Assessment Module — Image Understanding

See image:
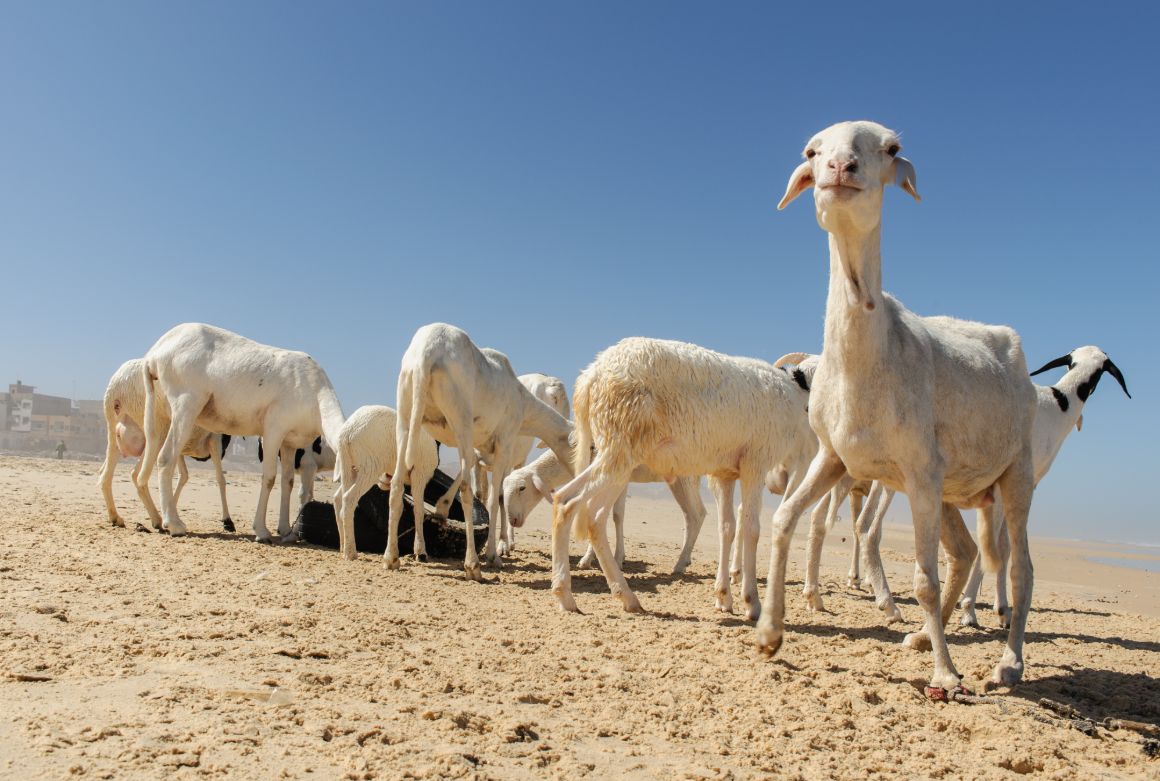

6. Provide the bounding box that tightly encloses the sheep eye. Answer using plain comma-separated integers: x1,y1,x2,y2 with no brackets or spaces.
886,144,900,158
805,148,817,159
518,485,526,492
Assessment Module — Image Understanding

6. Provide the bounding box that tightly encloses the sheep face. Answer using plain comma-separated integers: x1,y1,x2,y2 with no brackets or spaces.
778,121,920,235
502,471,545,529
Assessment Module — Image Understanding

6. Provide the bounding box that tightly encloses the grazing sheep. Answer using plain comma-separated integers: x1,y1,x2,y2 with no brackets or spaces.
390,323,573,579
551,338,817,617
502,448,706,574
135,323,345,541
475,372,571,557
765,121,1037,693
332,405,439,560
97,358,233,531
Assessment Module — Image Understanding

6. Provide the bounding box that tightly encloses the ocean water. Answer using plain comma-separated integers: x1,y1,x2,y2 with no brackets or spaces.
1086,556,1160,573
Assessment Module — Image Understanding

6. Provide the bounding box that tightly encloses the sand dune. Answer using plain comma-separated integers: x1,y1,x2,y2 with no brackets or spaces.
1,456,1157,779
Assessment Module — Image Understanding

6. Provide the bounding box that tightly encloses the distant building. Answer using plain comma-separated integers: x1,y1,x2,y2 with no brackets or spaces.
1,380,106,454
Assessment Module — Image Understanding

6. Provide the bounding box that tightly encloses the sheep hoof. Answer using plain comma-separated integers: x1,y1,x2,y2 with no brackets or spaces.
415,552,428,563
959,610,980,628
134,523,151,533
730,569,742,586
902,632,932,652
755,622,782,657
622,596,644,614
253,535,272,545
671,562,689,576
846,576,861,589
995,606,1011,629
803,589,825,612
222,517,235,533
279,530,299,544
884,606,903,624
464,563,483,581
988,655,1024,689
497,540,510,557
111,516,126,528
384,555,401,570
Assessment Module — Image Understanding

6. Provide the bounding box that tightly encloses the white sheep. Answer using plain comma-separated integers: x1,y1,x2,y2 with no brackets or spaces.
765,120,1037,693
551,338,818,617
502,448,706,574
959,346,1130,626
135,323,345,541
331,405,439,560
390,323,573,579
97,358,233,531
801,347,1131,631
474,372,571,557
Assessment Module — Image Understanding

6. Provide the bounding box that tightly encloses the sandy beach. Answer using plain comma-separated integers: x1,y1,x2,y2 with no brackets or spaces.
1,455,1157,779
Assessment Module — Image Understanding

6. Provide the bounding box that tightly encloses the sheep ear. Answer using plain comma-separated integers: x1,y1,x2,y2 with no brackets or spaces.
893,156,921,202
1075,414,1083,432
777,161,814,210
531,473,551,499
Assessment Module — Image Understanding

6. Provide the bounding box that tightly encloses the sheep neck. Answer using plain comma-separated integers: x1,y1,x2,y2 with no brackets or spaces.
822,225,887,363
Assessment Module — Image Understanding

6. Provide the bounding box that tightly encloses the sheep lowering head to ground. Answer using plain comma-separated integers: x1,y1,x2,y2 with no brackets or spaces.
389,323,573,580
551,337,818,618
767,121,1038,694
97,357,233,532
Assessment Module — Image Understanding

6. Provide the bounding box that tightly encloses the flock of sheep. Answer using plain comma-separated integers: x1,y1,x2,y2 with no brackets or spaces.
97,121,1129,698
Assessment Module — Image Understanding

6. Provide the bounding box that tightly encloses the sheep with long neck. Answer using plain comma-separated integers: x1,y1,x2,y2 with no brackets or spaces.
761,121,1038,693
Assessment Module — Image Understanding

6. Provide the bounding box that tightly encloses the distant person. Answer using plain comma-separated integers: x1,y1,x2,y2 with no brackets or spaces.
56,440,66,459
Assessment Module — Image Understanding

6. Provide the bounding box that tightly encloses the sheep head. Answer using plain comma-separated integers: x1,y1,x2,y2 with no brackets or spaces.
778,121,920,235
1030,346,1131,401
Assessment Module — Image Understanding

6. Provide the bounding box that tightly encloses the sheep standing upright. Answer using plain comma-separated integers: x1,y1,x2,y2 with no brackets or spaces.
958,346,1130,626
97,358,233,530
552,338,818,617
135,323,345,541
764,121,1037,694
390,323,573,580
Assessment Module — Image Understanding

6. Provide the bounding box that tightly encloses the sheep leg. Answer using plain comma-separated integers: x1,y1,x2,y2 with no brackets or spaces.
154,395,199,536
277,445,298,540
802,491,832,612
250,428,285,544
456,435,484,580
859,484,902,623
551,496,581,612
409,461,435,561
484,454,514,568
98,419,124,527
991,455,1034,689
738,474,766,620
384,465,406,569
299,455,317,508
134,381,167,529
582,477,642,613
757,449,847,654
848,490,864,587
901,478,963,693
581,489,626,568
209,436,233,530
939,504,977,626
711,478,736,613
729,504,743,585
992,497,1012,629
174,456,189,508
958,548,986,627
669,476,706,575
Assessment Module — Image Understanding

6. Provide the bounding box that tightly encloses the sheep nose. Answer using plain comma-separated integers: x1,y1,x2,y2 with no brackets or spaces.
828,157,858,174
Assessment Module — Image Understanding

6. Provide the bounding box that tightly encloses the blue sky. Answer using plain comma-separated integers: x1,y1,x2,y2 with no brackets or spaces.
1,3,1156,543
